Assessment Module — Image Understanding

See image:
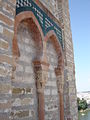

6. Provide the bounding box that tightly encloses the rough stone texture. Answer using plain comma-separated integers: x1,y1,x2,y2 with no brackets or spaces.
61,1,78,120
0,0,16,119
54,0,78,120
0,0,78,120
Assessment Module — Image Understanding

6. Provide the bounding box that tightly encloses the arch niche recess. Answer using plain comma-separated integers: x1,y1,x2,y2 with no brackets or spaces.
45,31,64,120
12,10,64,120
12,11,44,120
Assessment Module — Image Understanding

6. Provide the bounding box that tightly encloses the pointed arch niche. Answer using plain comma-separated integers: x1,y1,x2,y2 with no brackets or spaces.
12,0,64,119
12,12,44,120
44,31,64,120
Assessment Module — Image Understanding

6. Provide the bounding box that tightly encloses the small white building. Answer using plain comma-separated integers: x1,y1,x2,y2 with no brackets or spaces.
77,91,90,104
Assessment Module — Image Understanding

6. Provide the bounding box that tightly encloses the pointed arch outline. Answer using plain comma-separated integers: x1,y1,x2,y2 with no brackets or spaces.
45,30,64,71
45,30,65,120
13,11,44,57
15,11,44,39
12,10,64,120
13,10,64,70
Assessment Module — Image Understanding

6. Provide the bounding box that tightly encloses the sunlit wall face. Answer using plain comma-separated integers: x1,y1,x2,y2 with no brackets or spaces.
39,0,59,19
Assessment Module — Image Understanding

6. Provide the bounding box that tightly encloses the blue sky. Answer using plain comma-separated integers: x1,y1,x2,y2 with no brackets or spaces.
69,0,90,92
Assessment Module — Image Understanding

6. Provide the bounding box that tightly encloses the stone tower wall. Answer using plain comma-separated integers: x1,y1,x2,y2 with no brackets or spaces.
0,0,16,119
60,1,78,120
0,0,78,120
36,0,78,120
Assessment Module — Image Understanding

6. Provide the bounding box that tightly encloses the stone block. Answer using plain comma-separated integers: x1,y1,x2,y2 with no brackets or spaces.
16,64,23,72
0,113,10,120
23,75,35,84
0,54,13,66
21,98,34,106
12,88,25,94
25,66,33,73
0,100,11,109
46,81,56,87
0,83,11,94
3,2,15,16
52,89,58,95
0,25,3,33
12,87,33,95
0,66,7,76
19,55,30,63
13,110,29,118
44,89,50,95
0,12,14,27
26,88,32,94
49,64,54,71
12,98,21,107
51,72,56,78
3,27,14,40
0,39,8,50
0,0,2,7
9,0,16,5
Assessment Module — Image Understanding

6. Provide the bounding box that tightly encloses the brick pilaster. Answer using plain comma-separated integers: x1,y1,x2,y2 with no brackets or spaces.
55,67,64,120
33,60,49,120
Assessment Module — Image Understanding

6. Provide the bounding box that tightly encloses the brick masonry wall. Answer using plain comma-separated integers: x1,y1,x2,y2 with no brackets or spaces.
0,0,16,119
44,40,60,120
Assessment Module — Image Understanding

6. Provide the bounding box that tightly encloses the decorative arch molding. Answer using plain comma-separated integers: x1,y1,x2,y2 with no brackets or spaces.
14,0,64,60
16,0,64,49
45,31,64,120
12,1,65,120
13,11,64,67
13,11,44,57
12,10,46,120
45,30,64,71
14,11,44,40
